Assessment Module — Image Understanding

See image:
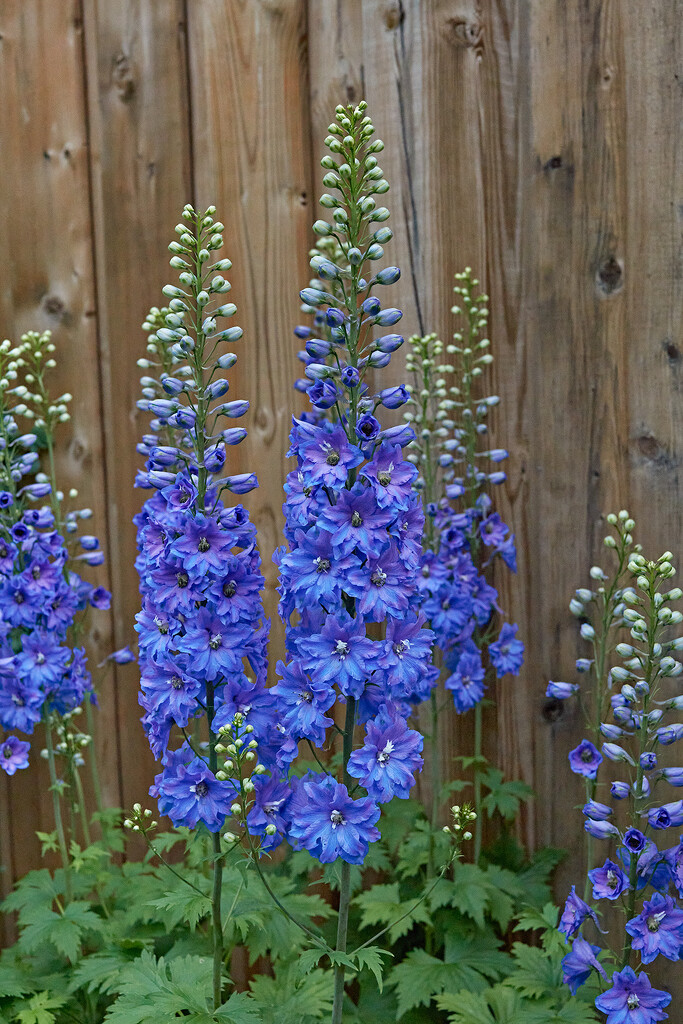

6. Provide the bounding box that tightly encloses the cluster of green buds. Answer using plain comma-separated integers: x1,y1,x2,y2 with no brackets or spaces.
43,707,91,769
123,802,158,834
442,803,477,844
8,330,72,430
214,711,267,846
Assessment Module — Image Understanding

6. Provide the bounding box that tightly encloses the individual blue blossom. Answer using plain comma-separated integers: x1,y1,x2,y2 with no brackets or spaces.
488,622,524,677
295,613,378,698
625,892,683,964
588,858,629,900
594,966,671,1023
568,739,603,779
0,734,30,775
246,775,292,851
559,886,601,941
287,772,380,865
347,707,424,802
156,756,238,832
546,680,579,699
561,937,606,995
445,645,486,713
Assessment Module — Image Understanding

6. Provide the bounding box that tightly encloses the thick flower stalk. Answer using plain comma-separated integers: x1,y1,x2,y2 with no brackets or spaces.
556,514,683,1022
266,102,433,1023
133,204,273,1009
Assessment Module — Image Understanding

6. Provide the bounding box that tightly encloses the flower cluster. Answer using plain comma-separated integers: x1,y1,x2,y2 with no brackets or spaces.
403,273,522,714
261,102,433,865
134,205,273,835
556,512,683,1021
0,332,108,774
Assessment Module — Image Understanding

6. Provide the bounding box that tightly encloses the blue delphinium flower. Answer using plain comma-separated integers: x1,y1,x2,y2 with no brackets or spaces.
287,772,381,865
624,892,683,964
594,967,671,1023
561,937,606,995
134,206,272,835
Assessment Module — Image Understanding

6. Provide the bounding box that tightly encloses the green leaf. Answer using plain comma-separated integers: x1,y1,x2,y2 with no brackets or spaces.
389,936,511,1020
68,949,139,996
0,957,37,998
429,864,491,929
480,770,534,822
213,992,262,1023
377,798,425,855
103,950,216,1022
34,832,59,856
437,986,550,1024
14,992,66,1024
250,965,332,1023
353,882,431,945
2,870,61,918
148,885,212,931
396,821,450,879
515,849,566,908
504,943,562,999
352,946,393,993
21,901,105,962
514,902,560,935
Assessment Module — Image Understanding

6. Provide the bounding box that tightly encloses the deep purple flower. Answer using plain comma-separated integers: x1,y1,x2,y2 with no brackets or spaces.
299,425,364,489
246,775,292,850
546,680,579,700
568,739,603,780
361,443,418,511
176,610,252,681
595,966,671,1023
559,886,601,941
308,378,340,410
625,892,683,964
445,645,486,713
647,800,683,830
488,622,524,677
561,938,606,995
287,772,380,864
624,828,648,855
156,756,237,832
317,482,392,557
347,709,423,802
377,614,435,696
272,659,335,745
344,543,413,622
167,513,234,575
588,858,629,900
296,613,377,698
0,735,30,775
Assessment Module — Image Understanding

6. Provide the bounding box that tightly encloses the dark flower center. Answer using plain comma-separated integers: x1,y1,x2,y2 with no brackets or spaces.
627,995,639,1009
12,694,24,706
13,591,24,604
223,580,237,598
36,652,45,664
195,780,209,798
0,546,7,557
371,568,387,587
393,641,407,656
581,750,594,762
3,745,13,759
171,675,184,690
647,914,663,932
32,566,41,580
351,511,362,527
198,537,210,552
154,616,169,635
378,470,391,485
300,690,313,703
607,870,617,890
209,633,222,650
330,809,345,827
176,572,189,588
316,557,331,573
326,451,340,466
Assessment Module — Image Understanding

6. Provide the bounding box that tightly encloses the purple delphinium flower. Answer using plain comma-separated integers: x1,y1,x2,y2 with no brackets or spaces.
488,622,524,677
0,735,30,775
559,886,602,941
156,756,238,832
445,645,486,713
625,892,683,964
588,858,629,900
347,707,424,803
287,772,380,864
568,739,603,780
561,937,606,995
595,967,671,1023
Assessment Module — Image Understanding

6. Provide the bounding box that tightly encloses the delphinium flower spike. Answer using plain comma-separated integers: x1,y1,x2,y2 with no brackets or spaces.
266,102,434,1024
0,331,111,899
402,271,523,861
133,204,274,1009
557,521,683,1021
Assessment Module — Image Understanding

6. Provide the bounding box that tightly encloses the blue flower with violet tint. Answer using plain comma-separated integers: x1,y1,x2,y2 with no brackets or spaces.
561,937,606,995
0,735,30,775
588,858,629,900
568,739,603,779
287,772,380,864
625,892,683,964
594,966,671,1023
489,622,524,677
347,706,423,802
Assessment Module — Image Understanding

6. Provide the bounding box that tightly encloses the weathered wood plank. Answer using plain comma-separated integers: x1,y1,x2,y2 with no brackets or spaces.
186,0,313,679
82,0,193,812
0,0,114,889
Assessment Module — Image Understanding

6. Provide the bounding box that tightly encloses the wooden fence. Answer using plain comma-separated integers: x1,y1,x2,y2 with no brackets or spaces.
1,0,681,977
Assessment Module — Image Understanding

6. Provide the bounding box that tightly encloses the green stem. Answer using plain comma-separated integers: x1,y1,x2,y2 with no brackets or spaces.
73,763,91,847
85,700,104,819
45,721,72,902
331,695,357,1024
473,702,483,863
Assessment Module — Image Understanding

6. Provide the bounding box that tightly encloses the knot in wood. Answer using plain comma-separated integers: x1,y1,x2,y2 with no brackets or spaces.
542,697,564,724
43,294,65,318
443,15,483,50
383,0,404,30
596,255,623,296
112,52,136,102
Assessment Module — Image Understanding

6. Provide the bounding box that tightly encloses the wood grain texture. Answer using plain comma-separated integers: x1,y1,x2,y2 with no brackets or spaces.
82,0,193,811
186,0,313,680
0,0,114,921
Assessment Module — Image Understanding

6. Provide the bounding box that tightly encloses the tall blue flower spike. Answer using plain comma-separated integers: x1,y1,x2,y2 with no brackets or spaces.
261,102,434,870
133,205,272,835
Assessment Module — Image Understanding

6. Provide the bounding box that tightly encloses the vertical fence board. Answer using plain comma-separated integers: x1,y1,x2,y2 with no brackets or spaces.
186,0,313,678
0,0,113,911
82,0,193,811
